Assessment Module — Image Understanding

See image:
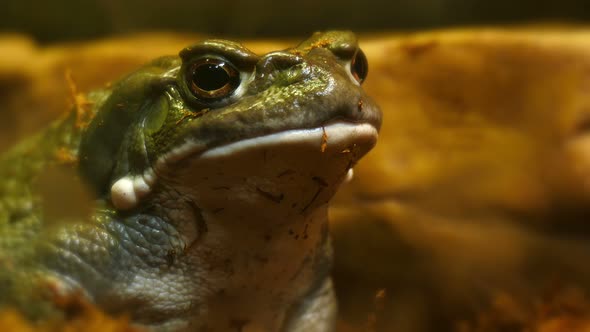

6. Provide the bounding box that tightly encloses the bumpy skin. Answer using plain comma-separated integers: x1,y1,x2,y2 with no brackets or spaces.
0,31,381,331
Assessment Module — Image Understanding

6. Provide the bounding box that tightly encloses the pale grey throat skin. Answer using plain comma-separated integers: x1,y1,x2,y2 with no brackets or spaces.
0,31,381,331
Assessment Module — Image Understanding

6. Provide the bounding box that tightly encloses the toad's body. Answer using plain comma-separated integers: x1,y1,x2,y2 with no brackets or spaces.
0,32,381,331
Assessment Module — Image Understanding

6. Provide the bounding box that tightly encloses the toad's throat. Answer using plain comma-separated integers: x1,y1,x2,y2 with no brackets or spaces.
110,122,378,211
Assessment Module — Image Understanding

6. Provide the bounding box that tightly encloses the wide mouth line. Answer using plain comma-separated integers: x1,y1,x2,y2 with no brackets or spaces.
158,120,378,168
198,121,378,160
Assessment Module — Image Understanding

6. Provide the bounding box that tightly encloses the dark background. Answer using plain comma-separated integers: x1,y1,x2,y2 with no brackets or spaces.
2,0,589,43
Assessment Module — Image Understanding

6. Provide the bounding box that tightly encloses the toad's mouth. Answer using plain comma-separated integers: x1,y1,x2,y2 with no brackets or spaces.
197,122,378,161
110,121,378,211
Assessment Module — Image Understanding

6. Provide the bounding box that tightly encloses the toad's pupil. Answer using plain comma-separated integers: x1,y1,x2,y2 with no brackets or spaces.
193,64,230,91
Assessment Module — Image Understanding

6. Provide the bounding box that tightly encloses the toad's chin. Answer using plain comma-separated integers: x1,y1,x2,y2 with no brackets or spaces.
160,121,379,217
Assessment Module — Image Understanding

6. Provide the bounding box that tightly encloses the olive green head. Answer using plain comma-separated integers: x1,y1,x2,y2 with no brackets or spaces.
77,31,381,208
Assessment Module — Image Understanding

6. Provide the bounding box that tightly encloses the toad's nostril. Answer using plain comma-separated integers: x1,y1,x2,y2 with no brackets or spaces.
256,52,304,76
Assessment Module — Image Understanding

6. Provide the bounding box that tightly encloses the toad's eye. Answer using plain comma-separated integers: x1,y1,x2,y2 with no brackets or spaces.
350,49,368,84
186,58,240,100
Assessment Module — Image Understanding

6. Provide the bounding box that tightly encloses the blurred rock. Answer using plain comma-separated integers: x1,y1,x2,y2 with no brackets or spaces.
334,28,590,331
